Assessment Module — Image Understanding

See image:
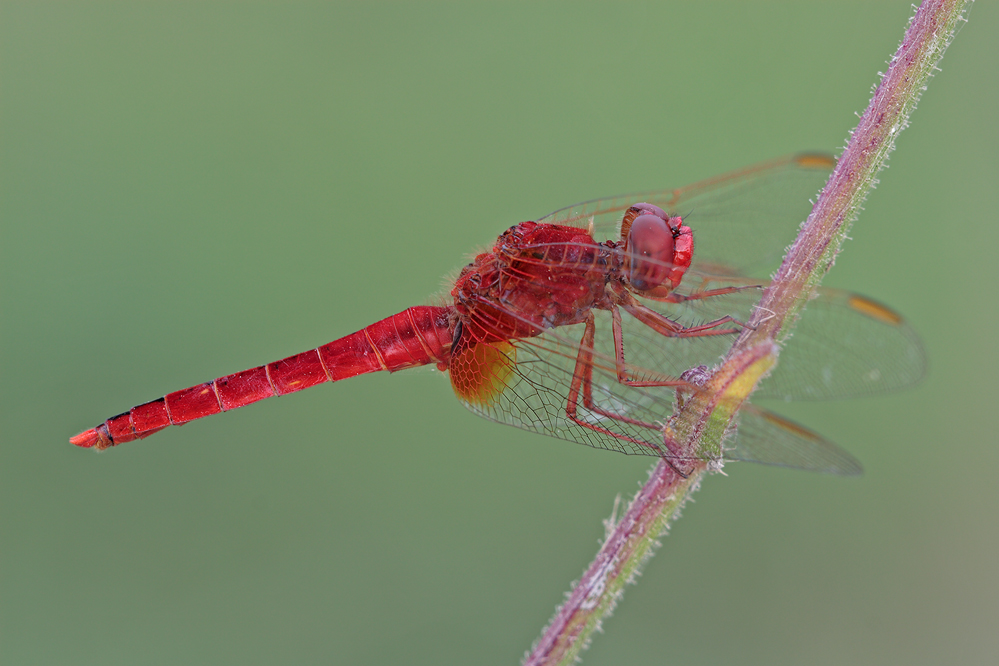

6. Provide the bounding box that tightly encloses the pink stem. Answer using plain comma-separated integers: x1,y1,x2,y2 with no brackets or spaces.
524,1,972,664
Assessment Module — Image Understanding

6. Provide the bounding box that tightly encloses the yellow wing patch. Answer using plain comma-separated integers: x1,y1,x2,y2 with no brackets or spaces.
449,339,517,407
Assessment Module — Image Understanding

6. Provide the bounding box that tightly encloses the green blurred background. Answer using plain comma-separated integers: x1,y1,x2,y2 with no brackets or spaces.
2,2,996,664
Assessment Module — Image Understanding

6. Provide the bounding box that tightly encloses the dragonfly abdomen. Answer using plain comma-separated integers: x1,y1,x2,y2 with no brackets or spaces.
70,306,455,450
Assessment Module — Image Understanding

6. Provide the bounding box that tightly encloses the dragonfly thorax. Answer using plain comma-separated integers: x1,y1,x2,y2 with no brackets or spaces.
451,221,616,342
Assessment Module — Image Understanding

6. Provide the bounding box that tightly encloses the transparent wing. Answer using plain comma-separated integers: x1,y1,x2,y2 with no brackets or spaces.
610,278,926,401
487,241,925,401
725,407,862,475
448,297,864,474
447,272,921,474
758,289,926,400
446,153,920,473
536,153,834,276
450,320,676,457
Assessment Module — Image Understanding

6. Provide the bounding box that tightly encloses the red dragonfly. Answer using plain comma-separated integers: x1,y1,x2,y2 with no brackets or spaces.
71,154,924,474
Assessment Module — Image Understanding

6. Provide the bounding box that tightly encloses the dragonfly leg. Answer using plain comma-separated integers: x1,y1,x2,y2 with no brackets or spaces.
565,313,691,477
637,281,760,304
618,289,746,339
565,313,668,456
601,303,688,388
600,290,742,392
600,298,741,473
662,283,760,305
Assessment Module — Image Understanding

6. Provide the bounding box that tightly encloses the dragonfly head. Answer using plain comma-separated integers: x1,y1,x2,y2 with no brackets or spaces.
622,203,692,292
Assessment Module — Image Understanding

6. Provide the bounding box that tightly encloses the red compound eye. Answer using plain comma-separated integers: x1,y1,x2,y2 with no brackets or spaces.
627,213,676,291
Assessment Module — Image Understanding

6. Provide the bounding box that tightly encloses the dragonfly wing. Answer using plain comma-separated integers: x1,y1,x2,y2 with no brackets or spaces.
536,153,834,276
724,405,863,475
449,312,680,457
446,317,864,475
611,275,926,401
756,289,926,400
446,205,920,470
447,298,866,475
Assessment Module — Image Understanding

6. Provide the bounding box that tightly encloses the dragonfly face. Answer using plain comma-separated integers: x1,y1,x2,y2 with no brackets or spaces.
620,203,693,296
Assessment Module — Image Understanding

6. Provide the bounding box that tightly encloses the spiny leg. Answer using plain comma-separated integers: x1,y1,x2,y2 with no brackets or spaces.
564,312,667,456
601,289,745,391
567,329,691,475
618,289,746,339
638,281,760,305
563,292,746,467
592,290,747,469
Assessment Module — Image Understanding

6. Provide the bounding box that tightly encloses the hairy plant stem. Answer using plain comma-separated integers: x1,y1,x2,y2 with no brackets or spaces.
523,1,972,664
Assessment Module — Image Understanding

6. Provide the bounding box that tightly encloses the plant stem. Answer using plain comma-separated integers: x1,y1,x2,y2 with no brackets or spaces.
523,1,972,664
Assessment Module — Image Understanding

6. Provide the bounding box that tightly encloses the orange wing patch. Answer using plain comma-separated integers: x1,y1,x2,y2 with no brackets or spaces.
793,152,836,170
847,294,903,325
449,339,517,407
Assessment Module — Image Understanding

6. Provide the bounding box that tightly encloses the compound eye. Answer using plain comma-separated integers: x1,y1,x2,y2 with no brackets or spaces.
627,213,675,291
633,202,667,219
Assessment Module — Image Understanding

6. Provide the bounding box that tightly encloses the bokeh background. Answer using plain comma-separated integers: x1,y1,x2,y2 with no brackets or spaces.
2,2,996,665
